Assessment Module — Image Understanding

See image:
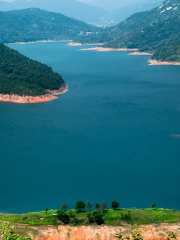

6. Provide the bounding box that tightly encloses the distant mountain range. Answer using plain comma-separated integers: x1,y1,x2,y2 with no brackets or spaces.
0,0,164,26
0,8,97,43
0,0,112,26
78,0,180,62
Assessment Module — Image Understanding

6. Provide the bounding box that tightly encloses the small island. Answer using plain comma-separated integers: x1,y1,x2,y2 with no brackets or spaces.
0,43,68,104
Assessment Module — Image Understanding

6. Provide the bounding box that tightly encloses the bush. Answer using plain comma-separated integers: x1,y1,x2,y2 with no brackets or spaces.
1,222,33,240
68,210,75,218
71,217,84,226
93,211,104,225
121,212,133,224
87,213,95,223
56,210,70,224
131,228,143,240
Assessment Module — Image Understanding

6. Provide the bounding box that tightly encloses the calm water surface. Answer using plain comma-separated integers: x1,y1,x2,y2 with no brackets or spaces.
1,42,180,213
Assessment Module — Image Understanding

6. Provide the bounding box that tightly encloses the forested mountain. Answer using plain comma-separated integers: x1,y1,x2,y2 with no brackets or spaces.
0,8,98,43
78,0,180,62
0,43,65,96
112,0,163,23
0,0,111,25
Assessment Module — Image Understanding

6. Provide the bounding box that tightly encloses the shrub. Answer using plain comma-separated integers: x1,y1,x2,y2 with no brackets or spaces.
87,213,95,223
115,231,123,239
121,212,133,224
56,210,70,224
93,211,104,225
167,231,177,240
1,222,33,240
131,228,143,240
71,217,84,226
68,210,75,218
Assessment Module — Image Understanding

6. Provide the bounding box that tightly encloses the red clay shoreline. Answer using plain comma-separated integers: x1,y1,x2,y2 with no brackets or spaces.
0,84,68,104
68,42,180,65
148,59,180,66
80,47,139,52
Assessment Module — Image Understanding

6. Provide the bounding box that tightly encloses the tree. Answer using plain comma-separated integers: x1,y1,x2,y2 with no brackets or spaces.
111,200,120,210
75,201,86,212
61,204,69,211
1,222,33,240
95,203,100,210
86,202,93,211
45,208,48,214
100,202,108,211
152,203,156,209
57,210,70,224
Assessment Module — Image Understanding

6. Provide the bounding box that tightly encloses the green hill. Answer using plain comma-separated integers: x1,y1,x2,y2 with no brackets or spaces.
0,43,65,96
78,0,180,62
0,8,98,43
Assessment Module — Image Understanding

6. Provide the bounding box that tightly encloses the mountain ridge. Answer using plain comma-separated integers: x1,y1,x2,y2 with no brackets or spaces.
0,8,98,43
78,0,180,62
0,0,111,25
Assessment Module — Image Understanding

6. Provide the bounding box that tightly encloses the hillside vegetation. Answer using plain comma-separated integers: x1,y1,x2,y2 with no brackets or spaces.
0,208,180,226
0,8,97,43
78,0,180,62
0,43,65,96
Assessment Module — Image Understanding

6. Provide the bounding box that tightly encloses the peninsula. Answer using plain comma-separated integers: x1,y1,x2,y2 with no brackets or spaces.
0,43,67,104
1,206,180,240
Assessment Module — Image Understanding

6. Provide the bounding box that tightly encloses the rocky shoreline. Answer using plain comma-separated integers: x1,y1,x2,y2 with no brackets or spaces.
148,59,180,65
0,84,68,104
67,42,83,46
128,52,152,56
80,47,138,52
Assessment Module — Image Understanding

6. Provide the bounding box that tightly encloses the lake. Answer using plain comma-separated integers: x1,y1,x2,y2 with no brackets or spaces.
1,41,180,213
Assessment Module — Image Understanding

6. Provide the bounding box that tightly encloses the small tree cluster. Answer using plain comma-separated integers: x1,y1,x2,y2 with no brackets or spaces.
56,210,70,224
87,211,104,225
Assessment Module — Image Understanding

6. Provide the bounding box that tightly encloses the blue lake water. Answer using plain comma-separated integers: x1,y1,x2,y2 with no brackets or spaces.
1,42,180,213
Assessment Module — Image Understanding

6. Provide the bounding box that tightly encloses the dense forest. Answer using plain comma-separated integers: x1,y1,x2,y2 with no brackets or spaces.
0,43,65,96
0,8,98,43
78,0,180,62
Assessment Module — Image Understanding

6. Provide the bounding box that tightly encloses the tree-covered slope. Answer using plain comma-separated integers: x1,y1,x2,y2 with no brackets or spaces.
0,43,65,96
78,0,180,61
0,8,98,43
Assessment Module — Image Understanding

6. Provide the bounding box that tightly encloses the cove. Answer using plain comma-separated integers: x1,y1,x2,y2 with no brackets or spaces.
0,42,180,213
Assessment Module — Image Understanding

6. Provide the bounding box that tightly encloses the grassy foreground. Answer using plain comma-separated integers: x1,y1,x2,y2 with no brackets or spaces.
0,208,180,227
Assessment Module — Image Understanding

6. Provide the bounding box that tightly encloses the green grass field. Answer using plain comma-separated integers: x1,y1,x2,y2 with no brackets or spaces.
0,208,180,226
